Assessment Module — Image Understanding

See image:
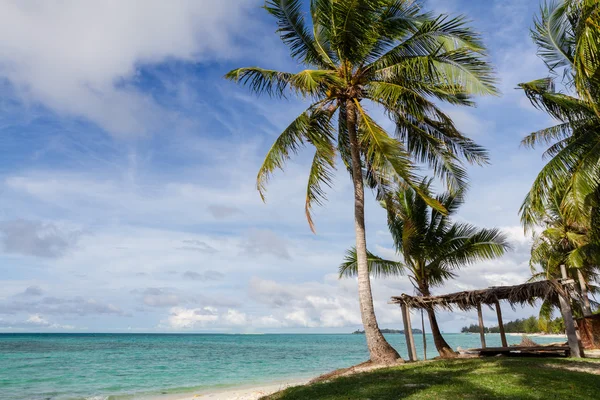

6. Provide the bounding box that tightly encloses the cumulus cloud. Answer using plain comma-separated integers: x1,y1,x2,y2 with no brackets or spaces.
248,277,407,329
0,0,260,135
0,219,82,258
165,306,219,329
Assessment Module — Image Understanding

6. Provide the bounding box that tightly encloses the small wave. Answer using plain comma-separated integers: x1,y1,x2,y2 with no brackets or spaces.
85,396,109,400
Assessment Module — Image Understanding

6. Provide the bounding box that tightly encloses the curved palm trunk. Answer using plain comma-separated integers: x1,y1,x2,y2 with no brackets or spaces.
347,99,401,364
426,308,457,358
419,284,456,358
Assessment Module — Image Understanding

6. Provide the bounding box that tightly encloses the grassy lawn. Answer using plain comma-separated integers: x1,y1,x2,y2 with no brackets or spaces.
264,358,600,400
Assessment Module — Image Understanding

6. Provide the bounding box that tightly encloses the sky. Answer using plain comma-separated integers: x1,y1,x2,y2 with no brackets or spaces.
0,0,558,334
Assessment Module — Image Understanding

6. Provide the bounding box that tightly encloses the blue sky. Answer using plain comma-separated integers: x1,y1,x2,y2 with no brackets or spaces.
0,0,557,333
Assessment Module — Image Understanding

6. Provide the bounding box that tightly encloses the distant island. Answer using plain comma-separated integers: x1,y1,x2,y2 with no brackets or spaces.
352,328,423,334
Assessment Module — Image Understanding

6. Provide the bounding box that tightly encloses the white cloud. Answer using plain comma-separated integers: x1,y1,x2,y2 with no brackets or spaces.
223,309,248,326
165,306,219,329
0,0,260,135
0,314,74,330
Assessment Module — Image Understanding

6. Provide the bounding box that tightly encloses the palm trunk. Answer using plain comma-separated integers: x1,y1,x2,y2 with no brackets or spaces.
346,99,401,364
426,308,457,358
419,284,456,358
577,269,592,317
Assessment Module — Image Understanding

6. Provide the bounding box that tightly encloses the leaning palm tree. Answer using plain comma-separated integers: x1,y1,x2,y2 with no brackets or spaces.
226,0,496,364
340,181,510,358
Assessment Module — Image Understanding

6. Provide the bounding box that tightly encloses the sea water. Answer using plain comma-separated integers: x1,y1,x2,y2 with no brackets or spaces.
0,333,563,400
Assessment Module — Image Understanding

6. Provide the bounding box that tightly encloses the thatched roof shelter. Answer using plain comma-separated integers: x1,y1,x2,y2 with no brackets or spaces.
390,279,565,312
390,279,582,359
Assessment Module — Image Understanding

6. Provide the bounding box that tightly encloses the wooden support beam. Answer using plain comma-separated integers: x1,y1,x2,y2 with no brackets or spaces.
477,303,486,349
494,300,508,348
421,309,427,361
401,304,416,361
559,264,584,357
406,307,417,361
558,291,582,358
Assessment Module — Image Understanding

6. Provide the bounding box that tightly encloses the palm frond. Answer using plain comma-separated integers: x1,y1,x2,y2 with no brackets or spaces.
266,0,335,68
256,103,333,201
532,0,575,72
339,247,405,278
305,117,337,232
225,67,340,98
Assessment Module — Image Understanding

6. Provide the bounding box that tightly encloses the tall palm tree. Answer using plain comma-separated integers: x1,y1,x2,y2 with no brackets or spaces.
340,181,510,358
226,0,496,363
519,0,600,320
519,0,600,227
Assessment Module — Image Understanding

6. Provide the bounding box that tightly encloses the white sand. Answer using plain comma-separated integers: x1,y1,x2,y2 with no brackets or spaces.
170,379,309,400
506,333,567,339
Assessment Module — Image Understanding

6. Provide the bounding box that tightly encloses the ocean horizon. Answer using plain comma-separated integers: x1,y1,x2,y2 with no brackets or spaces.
0,332,564,400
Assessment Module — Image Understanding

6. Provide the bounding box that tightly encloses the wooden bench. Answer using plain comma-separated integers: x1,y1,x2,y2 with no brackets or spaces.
471,345,571,357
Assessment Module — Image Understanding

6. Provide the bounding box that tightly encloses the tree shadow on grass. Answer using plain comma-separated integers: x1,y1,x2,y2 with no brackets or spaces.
505,358,600,399
263,359,600,400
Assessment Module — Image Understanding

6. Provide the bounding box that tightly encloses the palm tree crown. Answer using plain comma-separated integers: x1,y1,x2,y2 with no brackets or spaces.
340,181,510,291
227,0,495,231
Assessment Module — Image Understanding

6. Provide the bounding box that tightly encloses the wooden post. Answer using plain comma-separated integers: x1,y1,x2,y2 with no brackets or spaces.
401,304,416,361
494,300,508,348
558,291,582,358
421,309,427,360
477,303,486,349
406,307,417,361
560,264,568,279
560,264,585,356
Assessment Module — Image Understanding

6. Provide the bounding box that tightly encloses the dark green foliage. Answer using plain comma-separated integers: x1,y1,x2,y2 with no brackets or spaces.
460,316,566,334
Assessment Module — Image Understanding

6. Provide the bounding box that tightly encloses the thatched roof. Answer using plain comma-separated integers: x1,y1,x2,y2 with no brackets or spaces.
390,280,566,311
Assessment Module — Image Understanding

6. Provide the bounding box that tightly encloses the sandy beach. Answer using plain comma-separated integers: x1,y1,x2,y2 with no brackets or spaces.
506,333,567,339
171,379,308,400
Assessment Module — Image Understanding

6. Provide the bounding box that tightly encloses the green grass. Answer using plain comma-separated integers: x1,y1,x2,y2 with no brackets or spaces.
264,358,600,400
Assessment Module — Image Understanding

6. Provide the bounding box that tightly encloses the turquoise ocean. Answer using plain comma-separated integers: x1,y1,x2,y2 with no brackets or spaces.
0,333,563,400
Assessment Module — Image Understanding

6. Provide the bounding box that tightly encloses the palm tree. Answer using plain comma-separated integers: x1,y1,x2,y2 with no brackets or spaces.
529,189,599,317
519,0,600,319
340,181,510,358
226,0,496,364
519,0,600,226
